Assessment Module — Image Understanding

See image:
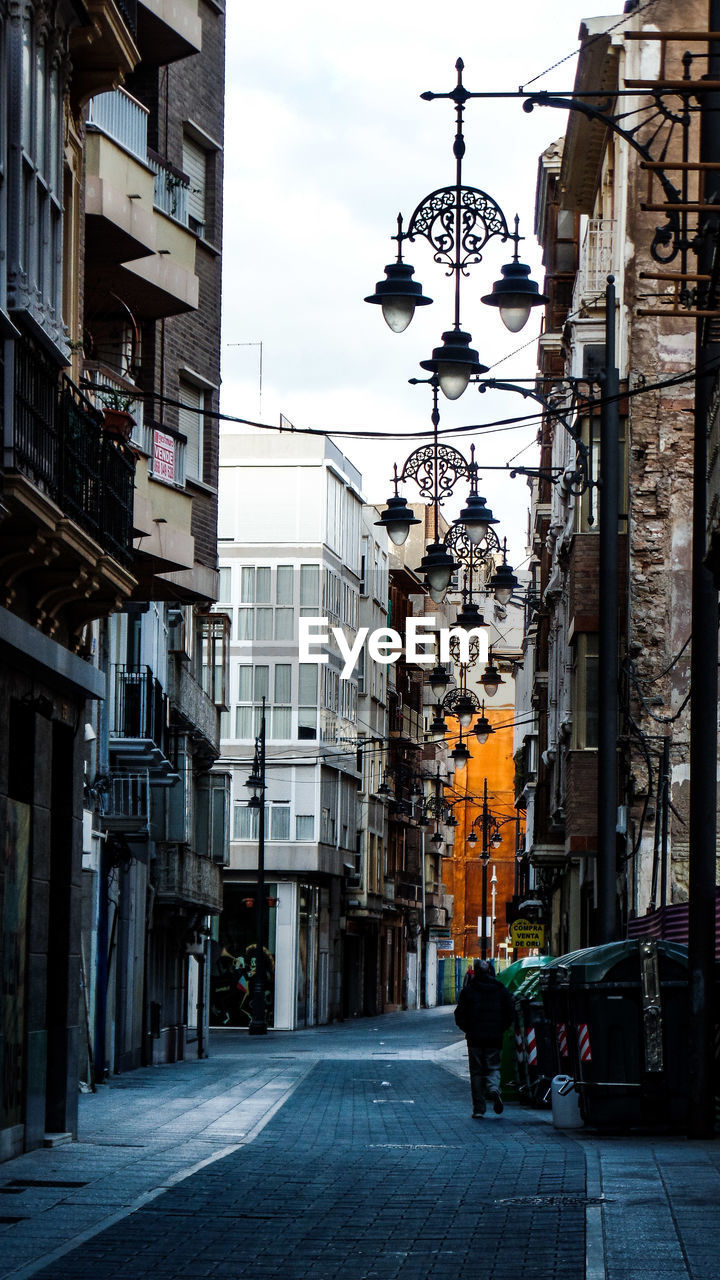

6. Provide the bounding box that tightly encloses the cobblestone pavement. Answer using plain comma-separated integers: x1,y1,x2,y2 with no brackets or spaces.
0,1008,718,1279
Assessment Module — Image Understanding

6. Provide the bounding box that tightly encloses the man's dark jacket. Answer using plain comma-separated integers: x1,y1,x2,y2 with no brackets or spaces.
454,973,514,1048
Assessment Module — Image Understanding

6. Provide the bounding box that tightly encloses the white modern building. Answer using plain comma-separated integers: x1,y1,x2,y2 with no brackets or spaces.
343,507,390,1016
212,432,365,1029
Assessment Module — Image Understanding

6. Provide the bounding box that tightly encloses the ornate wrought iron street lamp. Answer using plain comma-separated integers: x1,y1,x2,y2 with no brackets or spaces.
366,59,547,398
374,380,500,601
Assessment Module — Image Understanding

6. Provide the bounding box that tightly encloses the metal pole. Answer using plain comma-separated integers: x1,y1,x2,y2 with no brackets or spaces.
597,275,620,943
249,700,268,1035
687,0,720,1138
660,736,670,911
481,778,489,959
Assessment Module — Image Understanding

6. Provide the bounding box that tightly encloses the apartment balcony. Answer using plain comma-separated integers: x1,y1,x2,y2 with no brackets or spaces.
1,336,136,634
69,1,140,108
109,664,177,782
85,99,156,263
166,660,220,760
136,0,202,68
572,218,616,313
85,91,199,319
83,361,145,447
153,843,222,913
101,770,151,838
132,452,195,594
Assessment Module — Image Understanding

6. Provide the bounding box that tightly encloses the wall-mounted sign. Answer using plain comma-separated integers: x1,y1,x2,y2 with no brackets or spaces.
510,918,545,949
153,429,175,482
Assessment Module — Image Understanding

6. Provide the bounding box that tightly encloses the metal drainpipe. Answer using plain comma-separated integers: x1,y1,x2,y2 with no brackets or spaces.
597,276,620,944
420,827,426,1008
687,1,720,1140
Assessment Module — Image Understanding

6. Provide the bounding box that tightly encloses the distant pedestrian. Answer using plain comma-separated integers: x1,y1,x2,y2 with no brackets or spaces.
454,958,514,1118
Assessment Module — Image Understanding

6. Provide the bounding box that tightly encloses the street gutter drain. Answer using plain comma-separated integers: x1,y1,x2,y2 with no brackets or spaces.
494,1194,608,1207
8,1180,89,1189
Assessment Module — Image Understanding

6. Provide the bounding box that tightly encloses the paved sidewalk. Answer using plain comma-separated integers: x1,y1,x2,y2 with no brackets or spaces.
0,1008,717,1279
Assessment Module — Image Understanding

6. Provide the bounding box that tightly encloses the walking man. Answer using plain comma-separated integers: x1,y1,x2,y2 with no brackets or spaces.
454,958,514,1118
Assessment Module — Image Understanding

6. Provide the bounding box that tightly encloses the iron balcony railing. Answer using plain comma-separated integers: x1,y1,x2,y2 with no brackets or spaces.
112,665,170,754
11,336,135,564
147,150,190,225
101,771,150,836
83,362,144,441
87,87,148,162
86,92,191,230
153,844,223,913
573,218,616,307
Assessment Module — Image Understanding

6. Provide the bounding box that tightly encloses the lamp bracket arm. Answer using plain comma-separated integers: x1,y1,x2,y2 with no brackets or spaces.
476,377,592,492
522,91,688,265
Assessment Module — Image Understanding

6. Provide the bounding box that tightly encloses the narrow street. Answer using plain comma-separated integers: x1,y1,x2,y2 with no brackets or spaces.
0,1009,718,1280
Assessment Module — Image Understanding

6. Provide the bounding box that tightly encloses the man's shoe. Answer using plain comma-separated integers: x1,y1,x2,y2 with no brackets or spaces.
491,1091,504,1115
472,1109,485,1118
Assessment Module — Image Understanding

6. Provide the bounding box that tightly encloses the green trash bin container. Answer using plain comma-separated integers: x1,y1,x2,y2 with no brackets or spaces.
539,949,586,1079
513,969,555,1107
543,939,690,1130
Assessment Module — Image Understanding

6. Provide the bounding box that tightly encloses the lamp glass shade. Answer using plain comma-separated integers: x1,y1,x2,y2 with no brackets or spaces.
437,362,471,401
245,772,263,799
464,516,489,545
387,521,411,546
452,743,471,766
426,560,453,593
429,667,452,701
475,728,489,745
429,715,447,739
482,676,500,697
382,296,416,333
428,584,447,603
494,584,513,605
467,831,478,845
498,298,533,332
491,832,503,849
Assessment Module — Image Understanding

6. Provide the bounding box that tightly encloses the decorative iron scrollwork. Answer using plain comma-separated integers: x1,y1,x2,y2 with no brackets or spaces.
407,185,509,272
399,442,473,502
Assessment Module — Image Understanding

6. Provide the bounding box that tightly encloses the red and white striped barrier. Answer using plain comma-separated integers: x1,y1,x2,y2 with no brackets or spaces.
578,1023,592,1063
556,1022,569,1059
526,1026,538,1066
515,1031,525,1067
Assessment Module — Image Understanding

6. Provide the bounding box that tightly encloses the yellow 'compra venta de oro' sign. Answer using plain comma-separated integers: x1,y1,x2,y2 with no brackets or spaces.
510,919,545,949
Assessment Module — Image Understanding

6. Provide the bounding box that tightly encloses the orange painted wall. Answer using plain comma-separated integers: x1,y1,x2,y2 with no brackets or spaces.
442,699,521,963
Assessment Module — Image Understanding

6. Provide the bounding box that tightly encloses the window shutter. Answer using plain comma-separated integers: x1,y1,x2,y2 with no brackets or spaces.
182,136,206,231
179,380,203,479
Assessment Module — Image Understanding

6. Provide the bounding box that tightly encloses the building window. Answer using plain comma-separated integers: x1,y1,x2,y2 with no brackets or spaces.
235,663,292,740
269,805,290,840
296,814,314,841
298,663,317,739
232,802,290,842
179,378,205,481
573,634,599,749
218,566,231,602
182,133,207,237
299,564,320,614
10,16,64,337
199,613,230,708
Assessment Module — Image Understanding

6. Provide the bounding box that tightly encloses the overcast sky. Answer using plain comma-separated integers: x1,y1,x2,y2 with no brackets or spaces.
221,2,624,564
